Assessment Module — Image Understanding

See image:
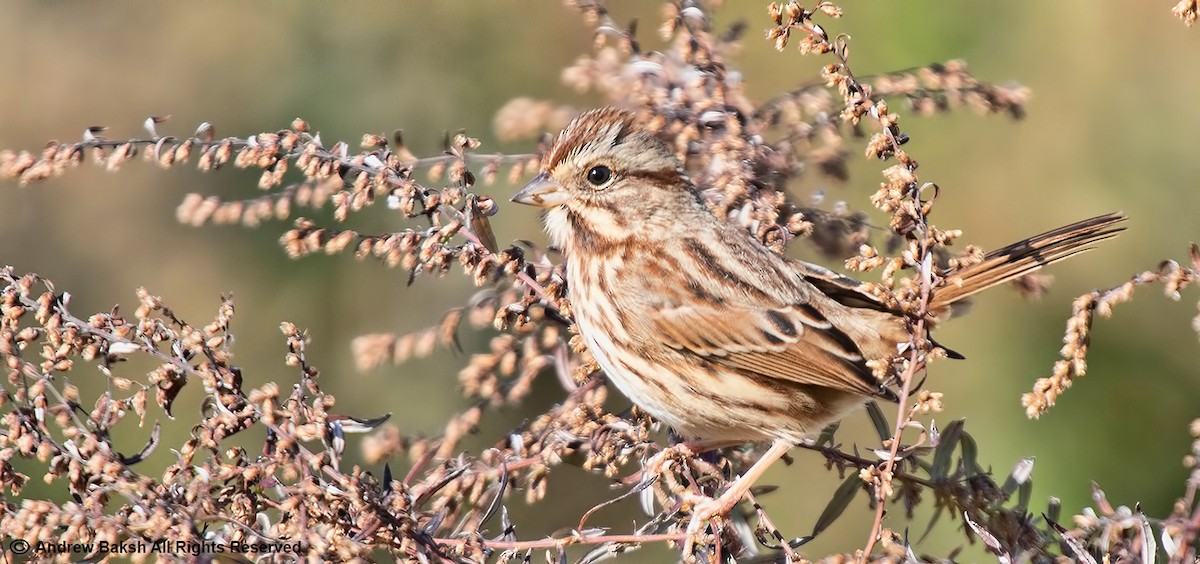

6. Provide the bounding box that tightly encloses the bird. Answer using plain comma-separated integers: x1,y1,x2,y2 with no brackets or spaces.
510,106,1124,538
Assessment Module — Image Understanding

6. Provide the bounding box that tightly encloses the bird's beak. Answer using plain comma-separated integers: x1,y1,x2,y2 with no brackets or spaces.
511,173,569,208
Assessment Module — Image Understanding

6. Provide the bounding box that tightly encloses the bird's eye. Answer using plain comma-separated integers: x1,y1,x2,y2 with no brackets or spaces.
586,165,613,186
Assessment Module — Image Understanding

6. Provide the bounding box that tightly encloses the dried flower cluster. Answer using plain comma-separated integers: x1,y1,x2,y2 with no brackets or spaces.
1175,0,1199,26
1,1,1198,562
1023,244,1200,419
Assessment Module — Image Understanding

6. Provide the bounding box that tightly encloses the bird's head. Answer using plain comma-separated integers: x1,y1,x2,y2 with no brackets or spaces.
510,107,704,249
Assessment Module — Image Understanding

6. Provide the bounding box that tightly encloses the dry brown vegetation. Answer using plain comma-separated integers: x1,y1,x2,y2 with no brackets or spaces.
1,2,1199,562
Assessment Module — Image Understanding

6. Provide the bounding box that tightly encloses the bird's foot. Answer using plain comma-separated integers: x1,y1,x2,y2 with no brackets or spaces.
680,487,743,556
680,440,796,557
685,486,740,532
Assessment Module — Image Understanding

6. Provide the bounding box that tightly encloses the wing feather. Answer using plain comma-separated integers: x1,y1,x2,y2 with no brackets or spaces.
653,303,894,400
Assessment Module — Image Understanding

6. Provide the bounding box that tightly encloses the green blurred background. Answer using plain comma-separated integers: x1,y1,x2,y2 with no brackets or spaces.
0,2,1197,560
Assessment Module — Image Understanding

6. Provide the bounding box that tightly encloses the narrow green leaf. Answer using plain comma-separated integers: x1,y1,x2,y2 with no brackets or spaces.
1017,479,1033,511
917,505,945,544
811,474,863,538
865,400,891,442
1045,496,1061,524
959,431,980,475
930,419,964,480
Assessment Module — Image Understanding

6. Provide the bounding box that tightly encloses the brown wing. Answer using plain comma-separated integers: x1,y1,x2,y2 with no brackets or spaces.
651,302,896,400
790,260,894,312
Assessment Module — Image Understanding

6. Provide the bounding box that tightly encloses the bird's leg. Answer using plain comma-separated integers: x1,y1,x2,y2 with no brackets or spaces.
684,439,793,546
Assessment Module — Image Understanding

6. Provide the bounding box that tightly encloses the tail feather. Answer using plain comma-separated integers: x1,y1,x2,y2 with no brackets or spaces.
929,212,1126,311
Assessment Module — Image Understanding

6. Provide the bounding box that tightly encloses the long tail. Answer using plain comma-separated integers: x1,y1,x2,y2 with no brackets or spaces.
929,212,1126,310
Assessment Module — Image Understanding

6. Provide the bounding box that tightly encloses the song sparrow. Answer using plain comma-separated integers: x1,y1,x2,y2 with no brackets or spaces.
511,107,1124,535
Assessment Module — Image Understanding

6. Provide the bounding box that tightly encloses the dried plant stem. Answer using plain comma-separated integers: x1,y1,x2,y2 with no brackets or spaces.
861,238,935,560
860,300,929,558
